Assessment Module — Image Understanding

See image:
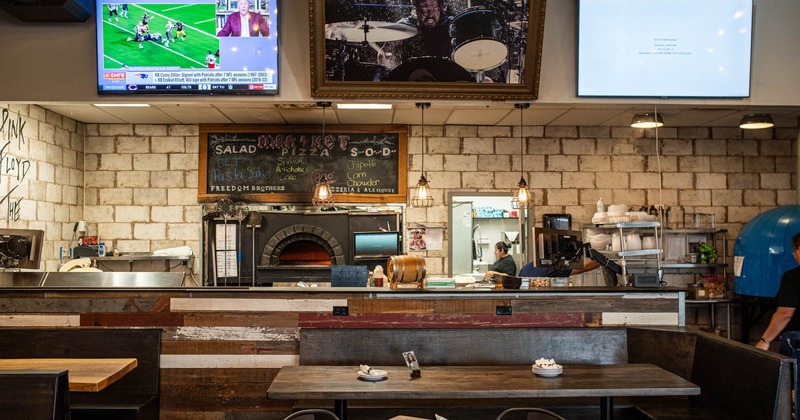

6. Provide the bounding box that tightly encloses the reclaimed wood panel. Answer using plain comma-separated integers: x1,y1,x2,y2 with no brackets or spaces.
602,312,679,325
0,288,684,419
161,367,279,384
161,382,271,398
80,312,184,326
511,295,678,313
182,312,299,327
161,340,258,355
350,299,509,314
161,340,298,355
161,326,298,342
0,298,145,313
158,410,290,420
160,354,299,368
299,313,586,328
0,314,80,326
170,298,347,312
160,394,289,411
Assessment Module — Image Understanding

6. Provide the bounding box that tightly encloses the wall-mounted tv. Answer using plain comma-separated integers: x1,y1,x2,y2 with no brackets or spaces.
353,231,400,260
577,0,753,98
95,0,278,94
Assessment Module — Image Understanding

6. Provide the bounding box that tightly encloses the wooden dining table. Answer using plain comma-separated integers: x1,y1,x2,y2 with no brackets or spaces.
267,364,700,420
0,358,138,392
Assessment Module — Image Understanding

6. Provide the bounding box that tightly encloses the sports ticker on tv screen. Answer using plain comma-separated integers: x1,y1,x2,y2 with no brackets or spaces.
95,0,278,94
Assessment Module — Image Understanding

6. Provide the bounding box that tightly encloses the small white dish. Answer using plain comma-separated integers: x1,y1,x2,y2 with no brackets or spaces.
532,366,563,377
357,369,388,381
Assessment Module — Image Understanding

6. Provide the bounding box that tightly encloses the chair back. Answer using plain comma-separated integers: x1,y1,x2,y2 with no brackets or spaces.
283,408,340,420
495,407,566,420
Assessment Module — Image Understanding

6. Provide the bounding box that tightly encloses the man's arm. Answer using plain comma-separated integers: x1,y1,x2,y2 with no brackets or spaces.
756,306,796,350
570,259,601,275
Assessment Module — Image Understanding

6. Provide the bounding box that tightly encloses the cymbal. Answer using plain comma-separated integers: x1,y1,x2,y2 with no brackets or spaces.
325,21,417,43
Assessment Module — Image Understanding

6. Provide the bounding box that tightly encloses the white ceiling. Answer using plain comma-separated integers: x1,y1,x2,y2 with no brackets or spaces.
37,101,800,128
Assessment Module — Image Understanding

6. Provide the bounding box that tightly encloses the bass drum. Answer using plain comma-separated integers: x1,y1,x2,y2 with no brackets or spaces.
342,62,389,81
384,57,472,82
387,255,426,284
450,8,508,71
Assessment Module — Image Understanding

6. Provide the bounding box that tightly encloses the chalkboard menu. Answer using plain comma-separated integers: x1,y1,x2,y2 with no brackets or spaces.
198,124,408,203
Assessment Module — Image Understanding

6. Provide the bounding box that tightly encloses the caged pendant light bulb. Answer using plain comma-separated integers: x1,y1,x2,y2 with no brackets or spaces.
312,102,334,207
511,103,532,210
411,102,433,208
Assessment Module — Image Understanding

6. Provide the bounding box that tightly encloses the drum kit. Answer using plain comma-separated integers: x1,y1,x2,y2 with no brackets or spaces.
324,6,528,83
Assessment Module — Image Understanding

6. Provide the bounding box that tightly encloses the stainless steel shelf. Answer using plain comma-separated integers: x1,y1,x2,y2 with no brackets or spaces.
618,249,662,258
661,263,729,269
96,253,193,262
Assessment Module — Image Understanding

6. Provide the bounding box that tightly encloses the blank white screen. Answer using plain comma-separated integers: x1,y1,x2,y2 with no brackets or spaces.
577,0,753,97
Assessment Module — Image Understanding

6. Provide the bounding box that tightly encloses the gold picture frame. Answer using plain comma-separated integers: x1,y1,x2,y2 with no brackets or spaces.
309,0,546,100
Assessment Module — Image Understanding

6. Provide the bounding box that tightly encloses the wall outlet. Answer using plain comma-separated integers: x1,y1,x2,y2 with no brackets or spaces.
332,306,349,316
496,305,512,316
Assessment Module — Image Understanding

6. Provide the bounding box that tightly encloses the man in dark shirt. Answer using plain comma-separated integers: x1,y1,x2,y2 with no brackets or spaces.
484,242,517,278
519,259,601,278
755,233,800,351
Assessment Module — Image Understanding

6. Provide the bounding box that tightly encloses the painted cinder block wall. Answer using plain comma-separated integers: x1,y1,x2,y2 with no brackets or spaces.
3,104,796,283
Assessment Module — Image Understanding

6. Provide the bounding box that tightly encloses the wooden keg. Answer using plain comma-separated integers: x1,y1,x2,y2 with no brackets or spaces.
387,255,426,284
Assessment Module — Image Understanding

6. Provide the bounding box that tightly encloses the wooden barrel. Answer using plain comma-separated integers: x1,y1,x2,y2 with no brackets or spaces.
387,255,426,283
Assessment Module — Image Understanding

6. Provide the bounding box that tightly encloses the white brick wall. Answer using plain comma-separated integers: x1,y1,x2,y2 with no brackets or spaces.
4,107,797,283
0,104,83,271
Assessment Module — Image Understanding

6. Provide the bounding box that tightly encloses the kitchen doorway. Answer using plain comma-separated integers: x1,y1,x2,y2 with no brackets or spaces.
448,192,532,278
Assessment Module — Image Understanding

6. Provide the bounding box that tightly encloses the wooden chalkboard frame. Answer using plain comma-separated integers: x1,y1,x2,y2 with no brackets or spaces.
198,124,408,204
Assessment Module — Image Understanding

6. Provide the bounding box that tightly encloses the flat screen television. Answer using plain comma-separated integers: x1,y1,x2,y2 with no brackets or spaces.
95,0,278,94
353,231,400,260
577,0,753,98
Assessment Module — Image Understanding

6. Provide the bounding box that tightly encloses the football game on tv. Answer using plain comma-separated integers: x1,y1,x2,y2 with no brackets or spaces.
95,0,278,94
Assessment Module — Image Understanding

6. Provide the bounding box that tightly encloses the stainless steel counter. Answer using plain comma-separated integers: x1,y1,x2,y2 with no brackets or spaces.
0,272,46,287
0,271,184,288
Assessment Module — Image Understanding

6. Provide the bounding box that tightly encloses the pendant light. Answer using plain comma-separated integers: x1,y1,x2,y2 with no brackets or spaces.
511,103,532,210
312,101,334,207
739,113,774,129
411,102,433,208
630,112,664,128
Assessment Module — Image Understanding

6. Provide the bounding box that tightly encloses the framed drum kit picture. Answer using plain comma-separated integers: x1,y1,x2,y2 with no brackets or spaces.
309,0,546,100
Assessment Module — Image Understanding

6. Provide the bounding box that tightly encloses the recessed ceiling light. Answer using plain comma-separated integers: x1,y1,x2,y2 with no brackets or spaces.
93,103,151,108
336,103,393,110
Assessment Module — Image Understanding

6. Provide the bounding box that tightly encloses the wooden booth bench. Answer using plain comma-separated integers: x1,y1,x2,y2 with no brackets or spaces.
0,370,70,420
296,327,794,420
0,327,161,420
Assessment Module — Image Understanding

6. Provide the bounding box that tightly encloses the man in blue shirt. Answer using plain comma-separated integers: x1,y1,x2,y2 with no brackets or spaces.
519,259,601,278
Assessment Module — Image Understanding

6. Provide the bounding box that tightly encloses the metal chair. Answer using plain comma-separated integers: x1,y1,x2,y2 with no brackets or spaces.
495,407,567,420
283,408,341,420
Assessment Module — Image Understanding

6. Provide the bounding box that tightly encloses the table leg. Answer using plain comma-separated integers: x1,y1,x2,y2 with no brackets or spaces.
725,301,732,339
334,399,347,420
600,396,613,420
710,302,716,331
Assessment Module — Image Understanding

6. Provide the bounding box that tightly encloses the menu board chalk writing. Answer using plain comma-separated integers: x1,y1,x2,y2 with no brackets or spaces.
199,125,408,203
